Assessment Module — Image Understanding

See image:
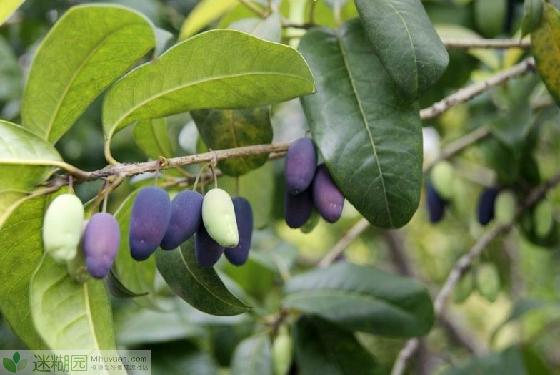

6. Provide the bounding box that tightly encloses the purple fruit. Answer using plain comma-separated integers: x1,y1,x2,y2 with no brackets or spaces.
83,213,120,279
477,187,499,226
225,197,253,266
285,189,313,229
285,138,317,195
160,190,203,250
129,187,171,261
312,165,344,223
426,182,446,223
195,225,224,268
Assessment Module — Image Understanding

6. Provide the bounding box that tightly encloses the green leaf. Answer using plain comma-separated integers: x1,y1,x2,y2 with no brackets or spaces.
156,239,250,316
192,107,273,176
533,3,560,106
0,36,23,102
3,358,16,373
284,262,434,337
179,0,238,40
22,4,156,143
521,0,544,37
0,195,47,349
0,0,24,26
12,352,19,364
231,334,273,375
102,29,315,148
229,13,282,43
443,346,527,375
355,0,449,98
491,299,549,342
299,21,422,228
133,118,174,159
294,316,378,375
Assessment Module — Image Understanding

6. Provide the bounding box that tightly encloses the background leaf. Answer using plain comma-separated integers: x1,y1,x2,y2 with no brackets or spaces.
532,3,560,105
0,0,24,26
355,0,449,97
22,4,156,143
521,0,544,37
299,21,422,228
179,0,238,40
229,13,282,43
133,118,174,159
231,334,273,375
284,262,434,337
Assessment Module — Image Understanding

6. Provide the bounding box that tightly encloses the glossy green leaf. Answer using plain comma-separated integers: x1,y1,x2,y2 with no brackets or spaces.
30,256,116,350
231,334,273,375
284,262,434,337
299,21,422,228
179,0,238,40
533,3,560,106
0,0,24,25
521,0,544,37
156,239,250,316
133,118,174,159
192,107,273,176
22,4,156,143
355,0,449,98
0,195,47,349
294,316,378,375
103,29,315,148
229,13,282,43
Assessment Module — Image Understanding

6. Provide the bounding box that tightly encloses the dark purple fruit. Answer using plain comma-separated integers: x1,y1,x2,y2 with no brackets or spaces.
477,187,499,226
426,182,446,223
285,138,317,195
224,197,253,266
160,190,203,250
285,189,313,229
312,165,344,223
129,187,171,261
83,213,120,279
195,225,224,268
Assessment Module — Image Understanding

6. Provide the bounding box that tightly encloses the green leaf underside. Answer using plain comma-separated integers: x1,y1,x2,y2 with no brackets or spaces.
22,4,156,143
294,316,378,375
133,118,174,159
532,3,560,106
355,0,449,98
231,334,273,375
299,21,422,228
156,239,250,316
192,106,273,176
284,262,434,337
102,29,315,143
30,256,116,350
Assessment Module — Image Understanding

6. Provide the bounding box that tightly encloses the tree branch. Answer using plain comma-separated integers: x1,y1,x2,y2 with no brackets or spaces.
318,219,370,267
441,38,531,49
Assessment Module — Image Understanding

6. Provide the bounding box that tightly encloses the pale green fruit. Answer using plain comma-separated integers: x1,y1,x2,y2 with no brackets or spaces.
495,191,516,224
43,194,84,262
272,327,292,375
476,263,500,303
202,188,239,247
453,270,474,303
534,200,554,238
430,161,455,200
300,210,320,234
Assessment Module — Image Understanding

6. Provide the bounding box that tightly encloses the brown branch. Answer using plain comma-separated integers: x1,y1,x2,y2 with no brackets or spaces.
318,219,370,267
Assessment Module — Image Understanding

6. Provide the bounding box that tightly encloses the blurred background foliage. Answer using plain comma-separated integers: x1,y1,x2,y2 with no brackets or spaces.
1,0,560,374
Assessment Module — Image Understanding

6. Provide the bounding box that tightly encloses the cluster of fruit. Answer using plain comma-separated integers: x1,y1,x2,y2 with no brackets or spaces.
283,138,345,229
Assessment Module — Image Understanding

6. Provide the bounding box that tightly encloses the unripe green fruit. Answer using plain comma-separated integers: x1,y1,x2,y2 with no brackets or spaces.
430,161,455,200
534,200,553,238
43,194,84,263
476,263,500,303
300,210,320,234
272,327,292,375
202,188,239,247
453,270,474,304
495,191,516,224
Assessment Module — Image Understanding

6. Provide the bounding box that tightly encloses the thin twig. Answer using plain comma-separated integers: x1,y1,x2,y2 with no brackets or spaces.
441,38,531,49
237,0,269,18
318,219,370,267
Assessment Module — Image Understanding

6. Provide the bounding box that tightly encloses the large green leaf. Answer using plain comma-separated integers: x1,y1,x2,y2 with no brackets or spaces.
294,316,378,375
355,0,448,98
102,29,315,148
533,3,560,106
284,262,434,337
192,107,273,176
156,239,250,316
133,118,174,159
0,121,62,214
30,256,116,350
0,0,24,25
299,21,422,228
22,4,156,143
0,195,47,349
231,334,273,375
179,0,238,40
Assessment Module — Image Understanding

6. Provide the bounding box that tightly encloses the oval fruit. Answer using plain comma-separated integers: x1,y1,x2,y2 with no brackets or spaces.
476,263,500,302
312,165,344,223
534,200,553,238
195,225,224,268
129,187,171,261
272,327,292,375
300,210,320,234
453,270,474,303
83,213,120,279
202,188,239,247
285,189,313,229
477,187,499,226
284,137,317,195
495,190,516,224
425,182,446,223
430,161,455,200
43,193,84,262
160,190,203,250
224,197,253,266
